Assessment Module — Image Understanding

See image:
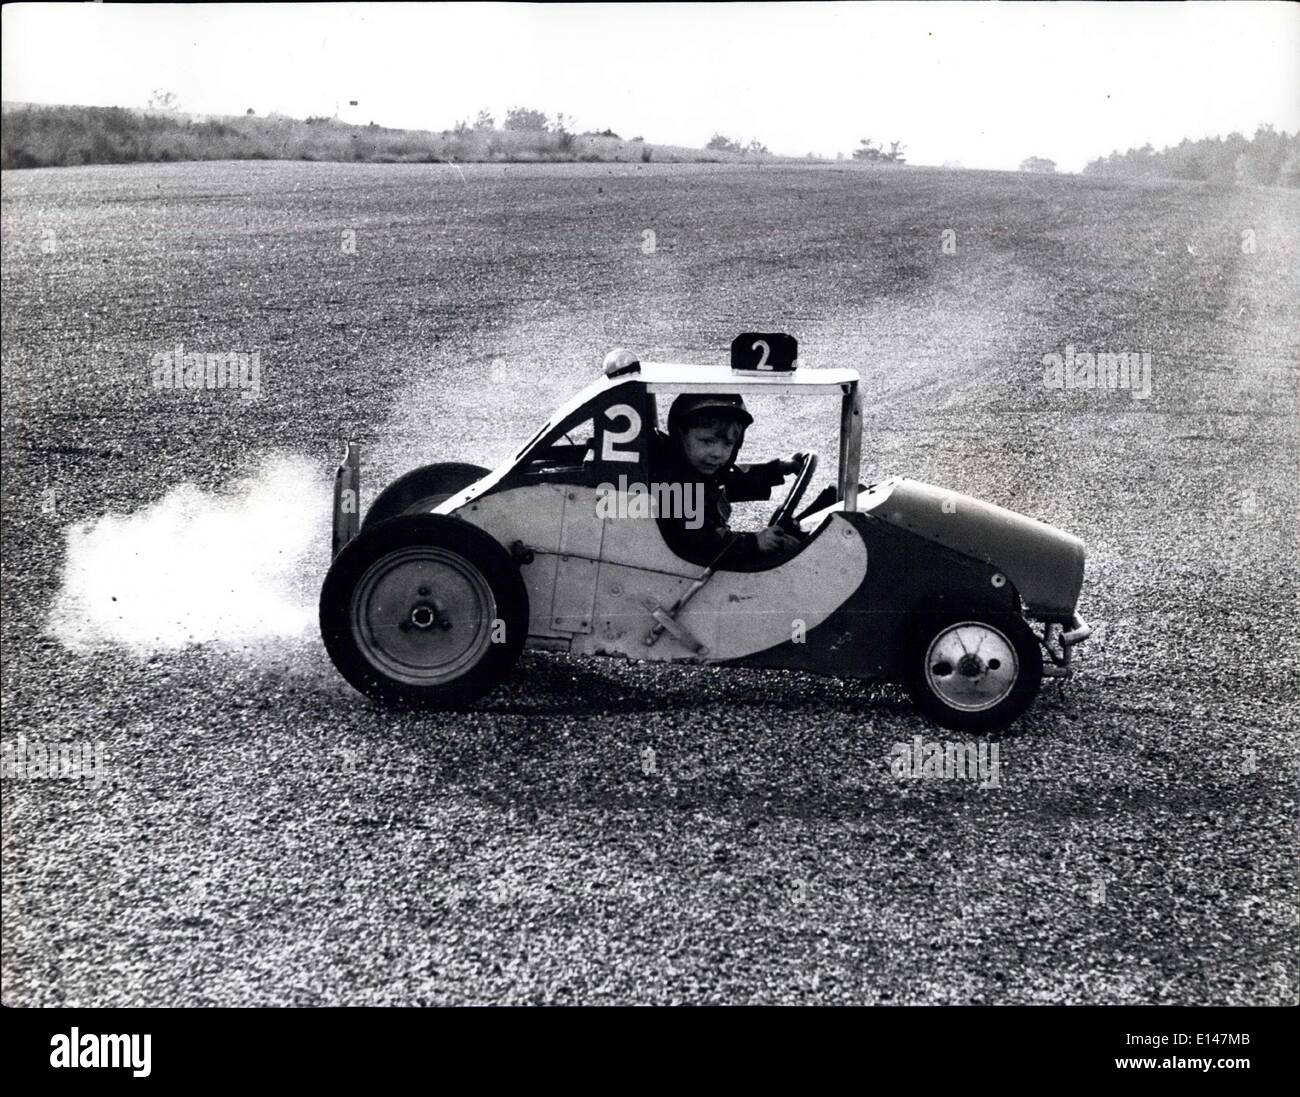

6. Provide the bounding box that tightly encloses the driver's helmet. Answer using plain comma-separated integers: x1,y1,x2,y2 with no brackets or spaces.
667,393,754,437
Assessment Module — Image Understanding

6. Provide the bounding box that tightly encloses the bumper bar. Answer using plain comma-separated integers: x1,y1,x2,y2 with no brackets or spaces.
1060,613,1092,646
1040,610,1091,679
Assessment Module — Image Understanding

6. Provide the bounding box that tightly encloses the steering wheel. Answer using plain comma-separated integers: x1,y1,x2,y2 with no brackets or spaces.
769,453,818,529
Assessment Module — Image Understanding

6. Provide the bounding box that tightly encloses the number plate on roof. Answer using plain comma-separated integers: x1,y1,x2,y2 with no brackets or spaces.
731,332,798,372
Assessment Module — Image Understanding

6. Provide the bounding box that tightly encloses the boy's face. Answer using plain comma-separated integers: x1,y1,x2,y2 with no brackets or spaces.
680,418,742,475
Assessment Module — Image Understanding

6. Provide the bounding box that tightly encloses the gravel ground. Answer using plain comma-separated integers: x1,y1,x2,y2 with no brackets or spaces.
2,161,1297,1005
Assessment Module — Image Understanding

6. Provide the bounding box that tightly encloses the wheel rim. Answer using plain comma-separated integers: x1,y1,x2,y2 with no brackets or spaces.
924,621,1019,712
350,547,497,686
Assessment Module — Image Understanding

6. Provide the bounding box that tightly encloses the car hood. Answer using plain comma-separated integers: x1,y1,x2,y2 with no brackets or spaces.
862,477,1085,619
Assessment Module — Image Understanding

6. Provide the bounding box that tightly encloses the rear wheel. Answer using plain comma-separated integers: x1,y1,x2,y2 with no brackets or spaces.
320,514,527,708
362,462,490,530
905,608,1042,734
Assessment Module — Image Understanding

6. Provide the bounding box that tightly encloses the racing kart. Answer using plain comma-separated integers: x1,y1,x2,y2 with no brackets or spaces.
320,335,1090,732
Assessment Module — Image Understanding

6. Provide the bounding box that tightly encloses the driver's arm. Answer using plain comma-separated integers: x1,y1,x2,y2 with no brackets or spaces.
724,458,791,503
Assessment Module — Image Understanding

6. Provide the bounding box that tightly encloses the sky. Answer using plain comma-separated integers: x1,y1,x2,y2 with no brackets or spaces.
3,1,1298,171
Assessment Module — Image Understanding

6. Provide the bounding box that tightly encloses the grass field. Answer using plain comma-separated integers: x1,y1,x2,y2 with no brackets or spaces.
2,160,1297,1005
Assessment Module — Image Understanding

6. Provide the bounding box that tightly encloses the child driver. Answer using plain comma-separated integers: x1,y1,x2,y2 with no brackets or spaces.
649,393,805,569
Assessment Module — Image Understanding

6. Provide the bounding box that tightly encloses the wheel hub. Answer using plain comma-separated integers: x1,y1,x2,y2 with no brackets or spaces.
350,548,496,686
925,622,1019,712
407,601,451,631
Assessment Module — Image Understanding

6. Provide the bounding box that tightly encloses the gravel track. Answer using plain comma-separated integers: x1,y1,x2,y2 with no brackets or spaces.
2,161,1296,1005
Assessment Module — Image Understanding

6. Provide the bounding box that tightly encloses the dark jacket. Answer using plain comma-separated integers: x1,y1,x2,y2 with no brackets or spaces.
649,430,787,569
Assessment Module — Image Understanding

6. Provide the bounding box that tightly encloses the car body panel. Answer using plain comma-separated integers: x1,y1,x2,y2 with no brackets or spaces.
457,483,869,663
863,477,1085,620
576,509,866,663
728,509,1018,680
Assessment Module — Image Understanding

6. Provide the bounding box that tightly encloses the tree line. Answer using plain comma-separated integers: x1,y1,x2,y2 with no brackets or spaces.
1083,125,1299,187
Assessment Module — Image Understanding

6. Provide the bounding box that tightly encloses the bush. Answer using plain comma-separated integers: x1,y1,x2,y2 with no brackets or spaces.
550,112,575,152
504,106,548,132
852,138,906,163
1018,156,1057,174
1278,151,1300,188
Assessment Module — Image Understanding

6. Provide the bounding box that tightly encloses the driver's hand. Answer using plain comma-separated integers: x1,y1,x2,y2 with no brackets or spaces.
777,452,806,476
756,525,802,554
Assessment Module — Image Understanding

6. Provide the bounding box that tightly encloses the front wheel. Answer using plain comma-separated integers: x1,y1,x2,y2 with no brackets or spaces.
904,608,1042,734
320,514,528,708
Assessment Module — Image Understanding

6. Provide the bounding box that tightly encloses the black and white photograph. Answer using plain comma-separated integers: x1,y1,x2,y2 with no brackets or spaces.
1,0,1296,1070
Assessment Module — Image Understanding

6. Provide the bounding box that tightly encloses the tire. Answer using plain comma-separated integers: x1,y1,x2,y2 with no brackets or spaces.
320,514,528,709
904,607,1042,734
361,462,490,531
